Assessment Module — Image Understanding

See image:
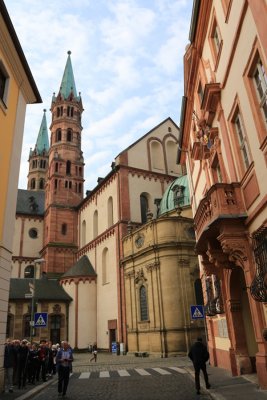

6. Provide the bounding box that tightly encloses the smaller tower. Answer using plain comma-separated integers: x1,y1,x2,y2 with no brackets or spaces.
27,109,49,191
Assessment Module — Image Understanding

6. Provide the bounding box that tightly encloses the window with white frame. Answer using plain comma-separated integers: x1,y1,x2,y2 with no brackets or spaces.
253,59,267,125
234,113,250,170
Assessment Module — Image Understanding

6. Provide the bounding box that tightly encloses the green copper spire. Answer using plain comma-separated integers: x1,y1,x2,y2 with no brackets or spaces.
59,50,78,99
35,109,49,154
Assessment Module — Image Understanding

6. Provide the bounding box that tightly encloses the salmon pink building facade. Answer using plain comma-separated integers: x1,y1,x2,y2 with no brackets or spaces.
178,0,267,389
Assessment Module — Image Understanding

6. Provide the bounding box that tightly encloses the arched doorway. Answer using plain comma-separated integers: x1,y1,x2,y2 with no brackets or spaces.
229,267,258,374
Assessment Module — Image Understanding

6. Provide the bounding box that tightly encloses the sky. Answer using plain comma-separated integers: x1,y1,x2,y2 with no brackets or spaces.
6,0,193,192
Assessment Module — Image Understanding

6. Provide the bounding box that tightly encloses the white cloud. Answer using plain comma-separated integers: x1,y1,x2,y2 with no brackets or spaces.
4,0,193,190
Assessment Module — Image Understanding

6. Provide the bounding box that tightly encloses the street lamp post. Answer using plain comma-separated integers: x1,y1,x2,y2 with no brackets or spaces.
30,258,45,342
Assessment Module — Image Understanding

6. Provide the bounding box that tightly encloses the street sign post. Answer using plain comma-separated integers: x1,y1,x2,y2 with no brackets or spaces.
34,312,48,328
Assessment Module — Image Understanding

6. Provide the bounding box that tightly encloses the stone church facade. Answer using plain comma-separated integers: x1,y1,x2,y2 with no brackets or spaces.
8,52,203,354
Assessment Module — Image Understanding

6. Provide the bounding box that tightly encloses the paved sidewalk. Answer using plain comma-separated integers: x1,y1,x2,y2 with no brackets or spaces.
2,352,267,400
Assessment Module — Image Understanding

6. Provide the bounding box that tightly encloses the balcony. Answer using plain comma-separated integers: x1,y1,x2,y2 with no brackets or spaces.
201,83,221,126
194,183,247,247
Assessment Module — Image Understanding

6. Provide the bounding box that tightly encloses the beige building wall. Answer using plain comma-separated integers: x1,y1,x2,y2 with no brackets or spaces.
0,1,41,389
77,280,97,349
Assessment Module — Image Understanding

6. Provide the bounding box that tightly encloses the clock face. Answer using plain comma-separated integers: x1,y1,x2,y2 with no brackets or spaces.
135,234,144,248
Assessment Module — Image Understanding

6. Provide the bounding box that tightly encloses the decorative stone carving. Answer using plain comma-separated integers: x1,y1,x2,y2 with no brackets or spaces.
134,268,147,284
135,234,144,248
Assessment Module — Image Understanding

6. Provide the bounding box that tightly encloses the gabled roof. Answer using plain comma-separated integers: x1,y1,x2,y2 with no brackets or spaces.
62,255,96,279
35,109,49,155
58,51,78,100
9,278,72,301
16,189,45,216
115,117,179,159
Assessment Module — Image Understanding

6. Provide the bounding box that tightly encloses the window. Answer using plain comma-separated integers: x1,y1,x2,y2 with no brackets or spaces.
24,265,34,278
102,248,109,285
66,160,71,175
81,220,86,247
172,185,185,207
93,210,98,238
234,112,250,170
39,178,45,189
244,42,267,143
209,15,223,70
211,155,223,183
78,183,82,193
213,25,221,53
140,194,148,224
61,223,67,235
67,129,72,141
67,106,74,117
0,61,9,106
55,163,59,173
55,179,58,189
30,178,36,189
56,107,63,117
198,81,204,105
29,228,38,239
56,129,62,141
253,59,267,125
140,286,148,321
107,197,113,227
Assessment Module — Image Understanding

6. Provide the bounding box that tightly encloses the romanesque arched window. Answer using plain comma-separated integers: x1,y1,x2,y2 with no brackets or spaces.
81,220,86,247
67,129,72,142
107,197,113,227
140,285,148,321
24,265,34,278
30,178,36,189
140,194,148,224
102,247,109,285
66,161,71,175
56,129,62,142
93,210,98,238
39,178,45,189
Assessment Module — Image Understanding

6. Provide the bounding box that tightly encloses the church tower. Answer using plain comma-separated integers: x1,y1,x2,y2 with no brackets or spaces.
27,109,49,191
42,51,84,275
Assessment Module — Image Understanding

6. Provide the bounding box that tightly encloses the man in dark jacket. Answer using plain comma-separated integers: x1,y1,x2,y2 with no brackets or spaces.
188,337,211,395
3,339,16,393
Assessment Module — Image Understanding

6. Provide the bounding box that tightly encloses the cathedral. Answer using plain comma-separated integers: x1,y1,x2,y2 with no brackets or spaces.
7,52,204,354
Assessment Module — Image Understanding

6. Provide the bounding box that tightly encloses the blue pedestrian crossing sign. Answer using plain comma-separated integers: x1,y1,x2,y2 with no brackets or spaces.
190,305,205,320
34,312,48,327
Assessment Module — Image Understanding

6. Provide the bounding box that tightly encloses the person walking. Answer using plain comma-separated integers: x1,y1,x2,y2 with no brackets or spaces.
56,340,73,397
90,343,97,362
3,339,16,393
188,337,211,395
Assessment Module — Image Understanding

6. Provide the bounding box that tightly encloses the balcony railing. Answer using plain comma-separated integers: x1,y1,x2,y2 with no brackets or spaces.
194,183,247,241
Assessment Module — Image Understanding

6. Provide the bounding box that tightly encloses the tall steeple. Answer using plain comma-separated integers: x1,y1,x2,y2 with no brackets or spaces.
42,51,84,275
27,109,49,191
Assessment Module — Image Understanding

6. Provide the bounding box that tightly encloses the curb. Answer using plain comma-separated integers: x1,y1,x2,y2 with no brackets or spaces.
14,379,54,400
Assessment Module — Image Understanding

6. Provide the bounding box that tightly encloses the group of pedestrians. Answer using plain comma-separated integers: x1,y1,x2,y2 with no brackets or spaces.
3,338,72,397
